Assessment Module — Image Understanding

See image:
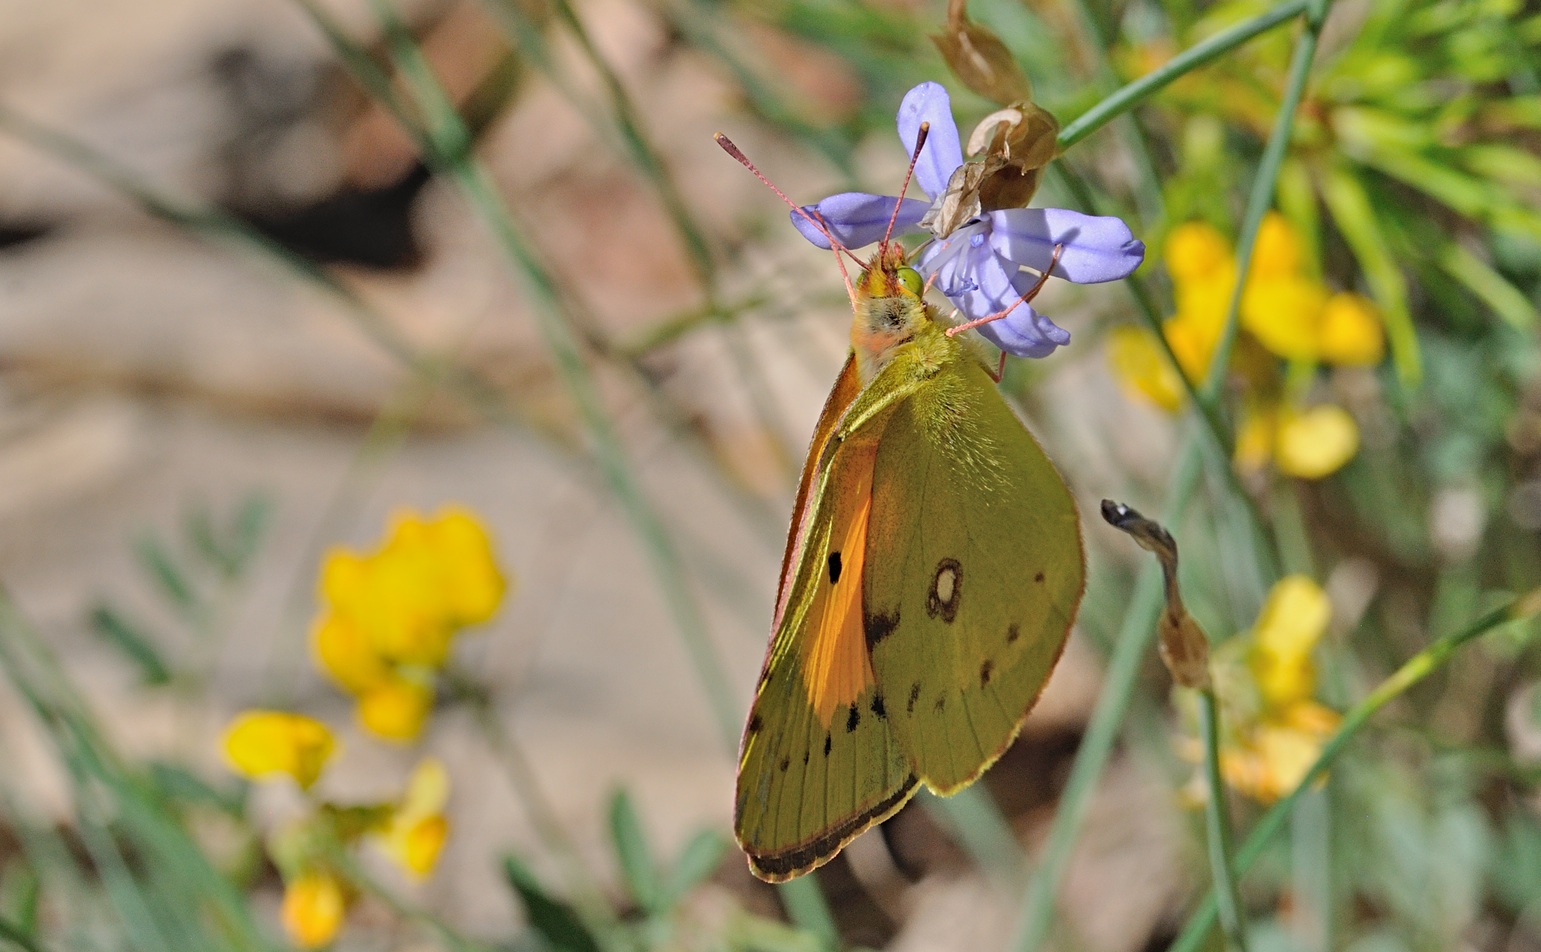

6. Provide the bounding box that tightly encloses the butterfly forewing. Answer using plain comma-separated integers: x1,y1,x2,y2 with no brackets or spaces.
735,363,918,882
862,359,1084,794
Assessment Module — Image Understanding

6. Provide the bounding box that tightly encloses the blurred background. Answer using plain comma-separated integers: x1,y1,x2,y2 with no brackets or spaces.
1,0,1539,949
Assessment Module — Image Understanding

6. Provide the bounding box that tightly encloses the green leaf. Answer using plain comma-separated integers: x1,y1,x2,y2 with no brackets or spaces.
661,829,729,907
227,492,273,575
187,494,273,578
502,855,602,952
1434,241,1539,331
132,534,199,615
87,604,172,686
186,505,232,576
607,788,661,914
145,762,247,817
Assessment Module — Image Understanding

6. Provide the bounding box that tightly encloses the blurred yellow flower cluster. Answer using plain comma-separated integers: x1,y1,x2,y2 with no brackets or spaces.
1211,575,1342,803
222,713,455,947
1108,213,1385,479
313,507,507,741
218,506,506,948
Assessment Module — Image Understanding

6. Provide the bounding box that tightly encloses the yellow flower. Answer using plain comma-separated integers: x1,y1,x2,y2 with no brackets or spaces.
376,759,450,878
1249,211,1305,281
1220,701,1340,803
281,870,347,948
315,506,506,670
311,614,391,695
1318,292,1385,365
1165,220,1234,283
1110,213,1386,415
356,675,434,743
1235,403,1360,480
1241,275,1329,362
1108,326,1187,412
1210,575,1342,804
1249,574,1331,708
223,711,336,790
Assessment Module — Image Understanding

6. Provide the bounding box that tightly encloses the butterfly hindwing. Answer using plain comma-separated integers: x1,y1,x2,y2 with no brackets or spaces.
863,357,1084,794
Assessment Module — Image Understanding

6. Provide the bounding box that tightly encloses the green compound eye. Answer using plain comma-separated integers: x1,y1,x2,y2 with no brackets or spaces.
896,266,924,297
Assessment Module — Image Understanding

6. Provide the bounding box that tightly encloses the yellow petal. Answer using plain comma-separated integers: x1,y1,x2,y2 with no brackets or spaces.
383,814,449,879
1107,325,1186,412
1249,575,1331,708
1165,221,1233,283
1276,405,1359,479
318,549,371,616
281,871,347,948
356,677,433,743
1240,276,1328,361
1233,406,1277,475
311,614,391,695
401,758,450,816
1165,308,1224,381
1249,211,1305,281
426,507,508,627
1318,292,1385,365
222,711,336,789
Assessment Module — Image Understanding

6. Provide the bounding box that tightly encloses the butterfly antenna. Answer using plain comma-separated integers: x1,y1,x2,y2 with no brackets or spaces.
881,121,930,252
945,243,1066,337
715,132,860,300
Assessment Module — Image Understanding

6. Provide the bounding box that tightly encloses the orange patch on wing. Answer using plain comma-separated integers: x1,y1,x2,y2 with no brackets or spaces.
800,445,877,725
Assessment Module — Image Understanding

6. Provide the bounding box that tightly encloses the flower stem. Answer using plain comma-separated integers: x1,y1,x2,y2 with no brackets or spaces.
1056,0,1311,153
1168,588,1541,952
1198,689,1249,952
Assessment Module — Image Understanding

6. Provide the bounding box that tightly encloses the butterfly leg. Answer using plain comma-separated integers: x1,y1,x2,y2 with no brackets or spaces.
944,243,1067,337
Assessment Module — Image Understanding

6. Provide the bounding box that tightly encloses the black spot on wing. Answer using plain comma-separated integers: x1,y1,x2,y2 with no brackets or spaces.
933,694,946,713
980,659,994,687
1007,623,1021,644
864,608,900,650
871,693,887,720
827,551,843,585
907,682,921,714
778,755,790,772
747,714,763,734
1034,571,1045,583
823,734,833,757
846,705,861,733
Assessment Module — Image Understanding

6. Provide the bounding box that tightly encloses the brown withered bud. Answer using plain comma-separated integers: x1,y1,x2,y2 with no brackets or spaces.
931,0,1032,106
968,102,1060,211
1100,499,1212,690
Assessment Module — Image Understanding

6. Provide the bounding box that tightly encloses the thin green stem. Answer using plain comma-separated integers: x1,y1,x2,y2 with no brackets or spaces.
1198,690,1248,952
1169,587,1541,952
1057,0,1310,152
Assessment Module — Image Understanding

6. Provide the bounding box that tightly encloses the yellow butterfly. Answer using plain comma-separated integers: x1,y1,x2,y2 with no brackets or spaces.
721,135,1086,883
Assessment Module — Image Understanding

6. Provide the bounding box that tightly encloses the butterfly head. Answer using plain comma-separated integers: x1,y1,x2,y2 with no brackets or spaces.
850,244,935,381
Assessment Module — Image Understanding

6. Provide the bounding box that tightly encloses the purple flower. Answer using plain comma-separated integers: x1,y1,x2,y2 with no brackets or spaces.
792,82,1145,358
